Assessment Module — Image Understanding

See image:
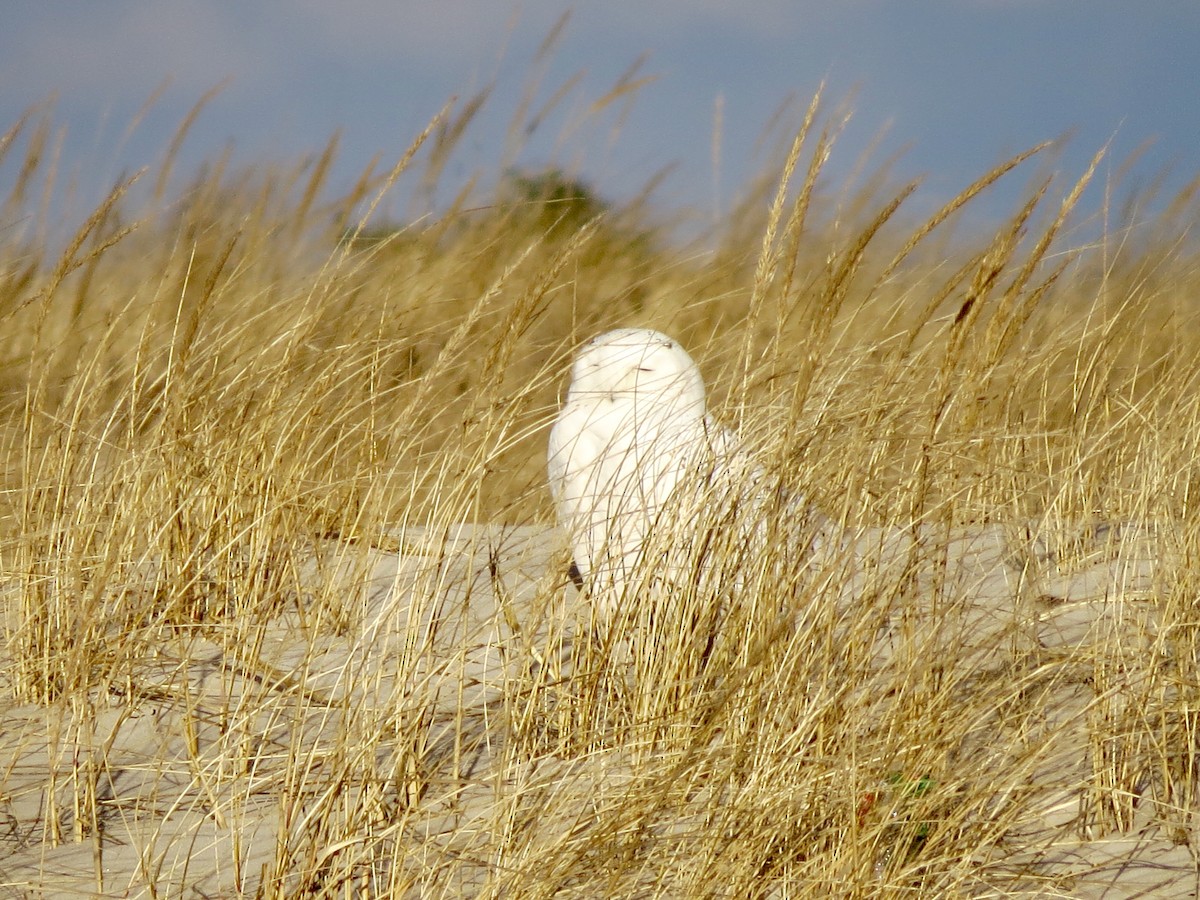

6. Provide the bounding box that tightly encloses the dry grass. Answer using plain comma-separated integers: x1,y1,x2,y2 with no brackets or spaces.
1,75,1200,898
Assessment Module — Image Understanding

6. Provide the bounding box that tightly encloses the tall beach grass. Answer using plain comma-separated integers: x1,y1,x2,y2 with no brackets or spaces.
1,75,1199,896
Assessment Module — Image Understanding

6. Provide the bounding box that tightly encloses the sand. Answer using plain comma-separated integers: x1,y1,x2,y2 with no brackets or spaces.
0,521,1195,897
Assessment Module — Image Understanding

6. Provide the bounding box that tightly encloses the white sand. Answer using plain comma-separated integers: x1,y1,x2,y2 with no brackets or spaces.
0,521,1194,897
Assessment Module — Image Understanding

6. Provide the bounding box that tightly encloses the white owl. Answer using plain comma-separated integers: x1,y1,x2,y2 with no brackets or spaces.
547,328,822,616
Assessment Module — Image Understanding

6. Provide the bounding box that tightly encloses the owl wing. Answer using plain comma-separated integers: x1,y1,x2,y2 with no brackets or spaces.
547,399,611,504
547,398,619,581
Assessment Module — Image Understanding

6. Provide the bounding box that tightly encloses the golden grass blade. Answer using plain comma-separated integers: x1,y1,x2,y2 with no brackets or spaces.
0,76,1197,897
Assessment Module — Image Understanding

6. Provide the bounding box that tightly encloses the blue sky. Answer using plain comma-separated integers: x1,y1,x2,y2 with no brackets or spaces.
2,2,1198,238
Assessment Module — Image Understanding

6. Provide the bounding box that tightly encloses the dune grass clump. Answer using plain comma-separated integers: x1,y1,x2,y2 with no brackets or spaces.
0,75,1199,897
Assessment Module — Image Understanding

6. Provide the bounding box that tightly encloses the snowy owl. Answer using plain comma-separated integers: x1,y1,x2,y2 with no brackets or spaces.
547,328,825,616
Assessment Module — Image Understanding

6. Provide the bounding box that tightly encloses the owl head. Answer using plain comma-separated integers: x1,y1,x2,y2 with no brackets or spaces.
566,328,707,416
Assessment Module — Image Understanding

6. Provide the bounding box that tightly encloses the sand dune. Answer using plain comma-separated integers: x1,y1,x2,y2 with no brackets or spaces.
0,521,1193,897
